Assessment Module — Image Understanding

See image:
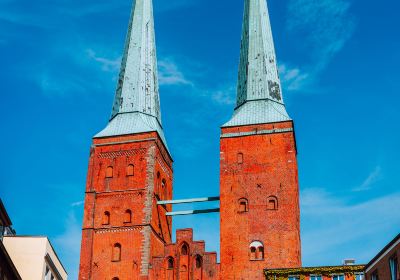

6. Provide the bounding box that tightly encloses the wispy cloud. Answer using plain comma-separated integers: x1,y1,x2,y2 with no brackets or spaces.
54,210,82,280
87,49,121,73
301,188,400,265
71,200,84,207
284,0,356,91
159,58,193,86
279,63,310,91
352,166,383,192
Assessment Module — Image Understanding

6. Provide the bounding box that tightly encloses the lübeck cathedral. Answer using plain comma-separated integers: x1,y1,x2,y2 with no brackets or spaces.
78,0,365,279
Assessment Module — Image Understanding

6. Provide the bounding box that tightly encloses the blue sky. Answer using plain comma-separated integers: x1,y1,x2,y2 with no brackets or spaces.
1,0,399,278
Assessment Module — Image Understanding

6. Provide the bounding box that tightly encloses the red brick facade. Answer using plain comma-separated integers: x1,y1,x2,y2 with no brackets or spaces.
78,132,173,280
149,229,219,280
365,234,400,280
220,121,302,279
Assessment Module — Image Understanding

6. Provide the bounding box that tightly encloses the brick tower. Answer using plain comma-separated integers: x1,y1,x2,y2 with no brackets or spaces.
219,0,301,279
78,0,173,279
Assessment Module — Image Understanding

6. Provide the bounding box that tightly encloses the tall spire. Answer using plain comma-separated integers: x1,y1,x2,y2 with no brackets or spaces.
95,0,169,152
224,0,291,127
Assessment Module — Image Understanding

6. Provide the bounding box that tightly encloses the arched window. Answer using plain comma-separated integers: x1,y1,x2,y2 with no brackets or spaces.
181,243,189,255
238,198,248,213
167,257,174,269
126,164,134,176
112,243,121,262
267,196,278,210
124,209,132,223
195,255,202,269
103,211,110,225
106,166,114,178
237,152,244,164
249,241,264,260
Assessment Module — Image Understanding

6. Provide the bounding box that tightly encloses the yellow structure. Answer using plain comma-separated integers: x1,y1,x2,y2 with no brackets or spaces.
3,236,67,280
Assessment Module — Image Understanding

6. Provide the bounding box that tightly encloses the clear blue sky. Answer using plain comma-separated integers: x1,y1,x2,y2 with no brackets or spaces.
1,0,399,278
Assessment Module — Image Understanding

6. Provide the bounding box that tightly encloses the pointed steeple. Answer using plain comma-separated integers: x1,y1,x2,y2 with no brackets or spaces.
224,0,291,127
95,0,169,152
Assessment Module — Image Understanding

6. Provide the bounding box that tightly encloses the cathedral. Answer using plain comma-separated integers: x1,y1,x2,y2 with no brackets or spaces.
77,0,362,279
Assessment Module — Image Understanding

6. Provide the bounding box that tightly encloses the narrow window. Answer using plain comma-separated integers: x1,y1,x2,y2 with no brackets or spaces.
257,246,264,260
181,243,189,255
310,276,322,280
195,255,202,269
103,211,110,225
238,198,248,213
162,179,167,200
371,271,379,280
267,196,278,210
126,164,134,176
390,256,398,280
112,278,119,280
112,243,121,262
250,247,256,260
124,209,132,223
167,257,174,269
332,275,345,280
237,153,244,164
354,274,364,280
106,166,114,178
288,277,300,280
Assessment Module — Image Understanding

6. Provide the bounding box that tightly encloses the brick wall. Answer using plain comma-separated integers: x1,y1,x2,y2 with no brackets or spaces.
220,121,301,279
365,237,400,280
78,132,173,280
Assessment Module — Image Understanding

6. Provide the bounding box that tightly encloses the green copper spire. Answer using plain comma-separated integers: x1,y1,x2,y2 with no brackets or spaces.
95,0,169,153
224,0,291,127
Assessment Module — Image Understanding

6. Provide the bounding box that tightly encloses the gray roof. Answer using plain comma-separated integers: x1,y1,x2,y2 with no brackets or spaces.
95,0,169,154
224,0,290,127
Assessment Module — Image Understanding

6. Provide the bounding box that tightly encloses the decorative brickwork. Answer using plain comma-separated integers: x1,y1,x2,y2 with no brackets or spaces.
220,121,302,279
78,132,173,280
149,229,220,280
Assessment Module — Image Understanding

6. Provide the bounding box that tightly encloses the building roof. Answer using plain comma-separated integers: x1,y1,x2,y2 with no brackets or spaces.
264,265,365,279
95,0,170,155
223,0,290,127
365,233,400,272
0,199,12,227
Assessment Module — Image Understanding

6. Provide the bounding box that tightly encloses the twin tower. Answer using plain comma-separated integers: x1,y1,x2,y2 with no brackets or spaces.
78,0,301,279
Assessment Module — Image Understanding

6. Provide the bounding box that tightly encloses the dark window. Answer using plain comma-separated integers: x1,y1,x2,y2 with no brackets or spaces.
237,153,244,164
103,211,110,225
181,243,189,255
267,196,278,210
112,243,121,262
124,210,132,223
167,257,174,269
195,255,202,269
238,198,248,213
389,256,398,280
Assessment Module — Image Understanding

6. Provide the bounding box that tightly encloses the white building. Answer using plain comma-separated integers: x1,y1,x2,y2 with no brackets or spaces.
2,236,67,280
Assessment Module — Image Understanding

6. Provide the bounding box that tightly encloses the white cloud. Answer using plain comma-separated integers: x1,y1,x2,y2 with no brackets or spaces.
158,59,193,86
279,63,310,91
87,49,121,73
353,166,382,192
71,201,84,207
301,188,400,265
54,211,82,280
284,0,356,90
